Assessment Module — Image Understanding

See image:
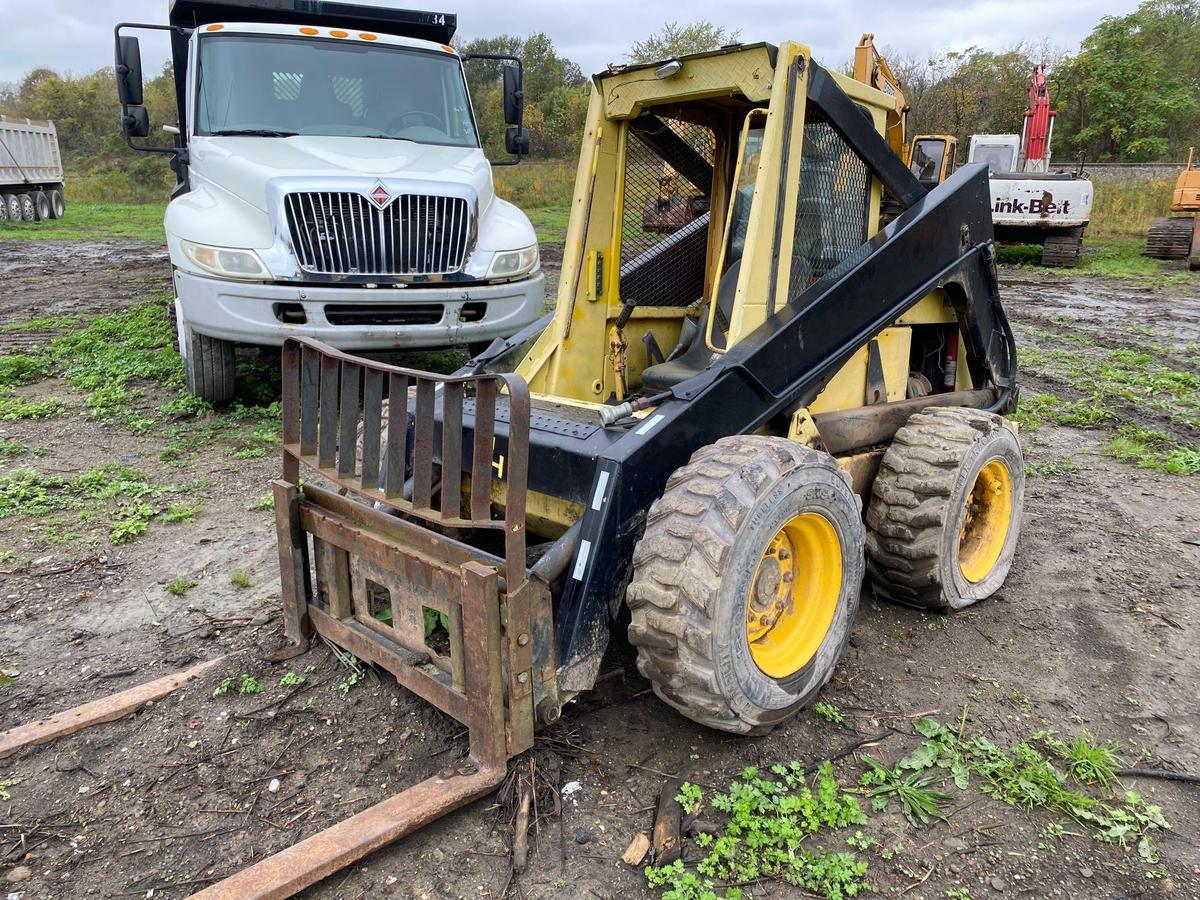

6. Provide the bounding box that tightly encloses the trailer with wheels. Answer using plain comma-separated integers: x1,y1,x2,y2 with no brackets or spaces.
0,115,67,224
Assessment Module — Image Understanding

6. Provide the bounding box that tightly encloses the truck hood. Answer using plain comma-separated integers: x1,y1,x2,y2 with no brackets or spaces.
188,134,496,215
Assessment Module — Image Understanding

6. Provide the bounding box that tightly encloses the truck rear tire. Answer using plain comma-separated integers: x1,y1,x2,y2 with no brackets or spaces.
4,194,19,222
866,407,1024,610
32,191,51,222
48,189,65,220
627,435,865,735
18,193,35,222
185,332,236,405
0,196,7,223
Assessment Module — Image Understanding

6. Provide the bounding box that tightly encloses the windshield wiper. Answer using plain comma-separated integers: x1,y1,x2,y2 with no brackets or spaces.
359,134,415,143
208,129,298,137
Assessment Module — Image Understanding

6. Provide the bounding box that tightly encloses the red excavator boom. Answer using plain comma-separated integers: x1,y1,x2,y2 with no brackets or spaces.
1021,64,1055,167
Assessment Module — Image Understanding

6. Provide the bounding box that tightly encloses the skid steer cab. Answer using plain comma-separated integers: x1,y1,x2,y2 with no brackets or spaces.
260,38,1022,895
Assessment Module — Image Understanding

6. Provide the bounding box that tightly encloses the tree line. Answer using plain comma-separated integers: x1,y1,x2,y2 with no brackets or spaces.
0,2,1195,202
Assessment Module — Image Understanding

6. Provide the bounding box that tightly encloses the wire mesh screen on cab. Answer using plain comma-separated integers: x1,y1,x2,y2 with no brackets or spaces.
789,114,872,299
618,116,716,309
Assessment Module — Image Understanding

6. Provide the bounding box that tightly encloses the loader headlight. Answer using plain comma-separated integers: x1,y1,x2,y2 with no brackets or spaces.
181,240,270,280
486,245,539,280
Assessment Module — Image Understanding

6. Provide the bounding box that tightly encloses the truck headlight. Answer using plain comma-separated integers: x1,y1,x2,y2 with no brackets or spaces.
486,245,539,280
181,240,270,280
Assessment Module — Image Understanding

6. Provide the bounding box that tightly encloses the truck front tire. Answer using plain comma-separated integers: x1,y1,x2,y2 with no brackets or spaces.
185,332,236,405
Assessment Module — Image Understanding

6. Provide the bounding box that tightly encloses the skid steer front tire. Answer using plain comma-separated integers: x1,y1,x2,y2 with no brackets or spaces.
627,436,865,735
866,407,1024,610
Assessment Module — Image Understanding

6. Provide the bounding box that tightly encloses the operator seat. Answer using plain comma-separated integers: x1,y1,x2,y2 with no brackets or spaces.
640,259,741,392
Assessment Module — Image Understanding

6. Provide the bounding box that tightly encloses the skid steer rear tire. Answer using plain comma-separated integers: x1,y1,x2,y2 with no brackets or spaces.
185,331,236,405
626,435,865,735
866,407,1023,610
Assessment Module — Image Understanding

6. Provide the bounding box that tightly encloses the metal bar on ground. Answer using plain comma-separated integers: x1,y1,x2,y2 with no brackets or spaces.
0,656,227,761
190,765,505,900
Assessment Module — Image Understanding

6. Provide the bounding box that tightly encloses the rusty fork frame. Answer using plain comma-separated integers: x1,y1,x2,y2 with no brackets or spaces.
197,337,549,899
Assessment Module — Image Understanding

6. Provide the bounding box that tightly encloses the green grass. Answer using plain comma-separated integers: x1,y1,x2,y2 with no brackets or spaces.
1089,177,1177,240
1108,425,1200,474
1024,456,1080,477
999,238,1195,283
526,203,571,244
0,202,166,242
0,297,285,439
1077,239,1193,282
1015,329,1200,473
0,464,199,546
165,574,196,596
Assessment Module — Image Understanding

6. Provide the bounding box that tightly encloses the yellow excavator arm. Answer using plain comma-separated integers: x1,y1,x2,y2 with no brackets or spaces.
853,33,908,158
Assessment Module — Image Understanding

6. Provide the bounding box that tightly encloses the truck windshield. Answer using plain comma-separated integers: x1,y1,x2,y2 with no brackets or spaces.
195,34,478,148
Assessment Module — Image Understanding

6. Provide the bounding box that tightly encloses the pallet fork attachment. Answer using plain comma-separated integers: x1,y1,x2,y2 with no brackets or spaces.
194,338,554,898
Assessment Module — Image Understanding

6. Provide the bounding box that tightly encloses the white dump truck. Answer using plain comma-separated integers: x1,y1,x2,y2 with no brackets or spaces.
0,115,67,223
116,0,542,403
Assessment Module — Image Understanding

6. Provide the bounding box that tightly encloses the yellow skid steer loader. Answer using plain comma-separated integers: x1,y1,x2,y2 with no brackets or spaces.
203,38,1024,897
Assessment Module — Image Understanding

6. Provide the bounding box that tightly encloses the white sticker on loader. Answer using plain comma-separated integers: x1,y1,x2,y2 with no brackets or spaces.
591,471,610,511
572,539,592,581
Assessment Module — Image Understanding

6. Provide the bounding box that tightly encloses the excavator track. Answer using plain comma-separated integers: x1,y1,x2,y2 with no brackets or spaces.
1144,216,1196,260
1041,233,1082,268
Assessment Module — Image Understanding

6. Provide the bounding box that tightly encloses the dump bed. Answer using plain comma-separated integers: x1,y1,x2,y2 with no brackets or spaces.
0,116,63,189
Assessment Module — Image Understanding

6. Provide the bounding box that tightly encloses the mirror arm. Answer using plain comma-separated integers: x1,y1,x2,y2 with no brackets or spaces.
114,21,191,156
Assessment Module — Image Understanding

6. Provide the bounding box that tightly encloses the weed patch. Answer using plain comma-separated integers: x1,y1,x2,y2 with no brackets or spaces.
815,701,845,725
0,464,197,546
1107,425,1200,474
645,762,868,900
1010,392,1060,432
165,575,196,596
1015,331,1200,472
1024,455,1080,477
0,392,63,420
897,716,1170,867
213,674,264,697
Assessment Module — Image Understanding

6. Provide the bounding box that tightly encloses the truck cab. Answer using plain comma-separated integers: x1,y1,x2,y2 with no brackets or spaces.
116,1,543,403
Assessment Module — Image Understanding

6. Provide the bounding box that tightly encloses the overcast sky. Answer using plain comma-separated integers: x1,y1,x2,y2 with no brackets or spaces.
1,0,1139,87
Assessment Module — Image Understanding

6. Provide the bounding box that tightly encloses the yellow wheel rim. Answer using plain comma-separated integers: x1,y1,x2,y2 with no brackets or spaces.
957,458,1013,583
745,512,842,679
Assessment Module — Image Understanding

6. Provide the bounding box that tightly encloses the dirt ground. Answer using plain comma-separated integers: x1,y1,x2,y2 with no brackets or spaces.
0,240,1198,900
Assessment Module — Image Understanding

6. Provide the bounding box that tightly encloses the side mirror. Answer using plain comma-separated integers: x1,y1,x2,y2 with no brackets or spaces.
122,105,150,139
502,64,524,127
505,125,530,157
116,35,144,106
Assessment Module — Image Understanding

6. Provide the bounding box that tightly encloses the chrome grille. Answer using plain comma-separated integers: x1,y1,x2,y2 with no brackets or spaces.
284,192,471,276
